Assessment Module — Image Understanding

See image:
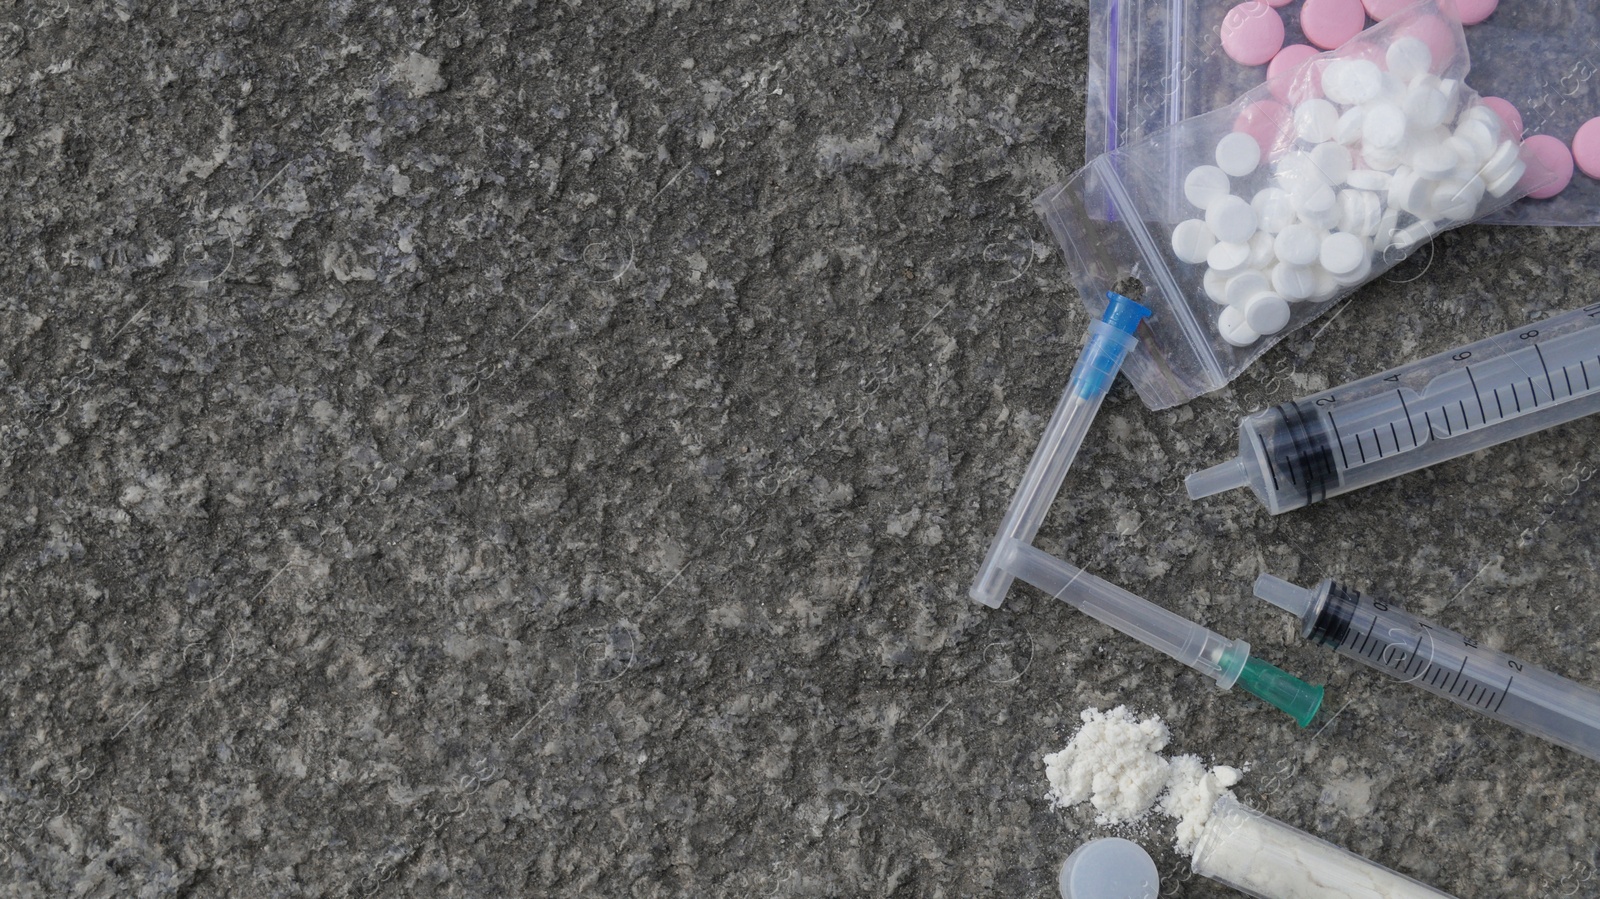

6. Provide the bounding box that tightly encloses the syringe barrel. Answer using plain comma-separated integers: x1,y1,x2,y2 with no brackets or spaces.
1192,795,1458,899
1217,302,1600,514
969,386,1105,609
999,541,1247,687
1302,579,1600,763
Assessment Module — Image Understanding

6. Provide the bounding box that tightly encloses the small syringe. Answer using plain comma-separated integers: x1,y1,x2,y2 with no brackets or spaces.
1257,573,1600,762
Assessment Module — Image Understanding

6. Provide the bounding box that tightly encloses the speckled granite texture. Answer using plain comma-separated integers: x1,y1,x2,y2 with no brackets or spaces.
3,2,1598,897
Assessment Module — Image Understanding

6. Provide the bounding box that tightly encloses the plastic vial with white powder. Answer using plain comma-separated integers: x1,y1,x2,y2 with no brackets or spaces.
1191,795,1458,899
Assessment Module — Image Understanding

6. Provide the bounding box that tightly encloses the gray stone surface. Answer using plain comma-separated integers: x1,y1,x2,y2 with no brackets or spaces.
3,2,1599,896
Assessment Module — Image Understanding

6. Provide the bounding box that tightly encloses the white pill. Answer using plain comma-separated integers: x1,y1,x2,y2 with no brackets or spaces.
1432,177,1484,220
1388,167,1431,215
1171,219,1218,264
1218,305,1261,347
1274,224,1322,266
1442,136,1483,179
1444,131,1480,156
1204,268,1230,304
1185,165,1233,210
1480,140,1521,182
1216,131,1263,177
1335,106,1368,145
1363,103,1409,151
1293,181,1337,213
1206,195,1258,244
1252,188,1298,233
1309,142,1352,185
1295,184,1339,229
1337,189,1383,236
1485,155,1526,198
1294,100,1340,144
1321,60,1356,106
1208,240,1253,274
1319,232,1367,274
1244,293,1292,334
1299,201,1341,231
1347,169,1391,191
1386,38,1433,82
1333,252,1373,286
1271,262,1318,300
1248,231,1279,269
1225,271,1272,307
1344,61,1386,104
1361,145,1404,172
1412,144,1458,179
1329,59,1383,106
1460,105,1503,141
1454,120,1496,161
1403,76,1449,130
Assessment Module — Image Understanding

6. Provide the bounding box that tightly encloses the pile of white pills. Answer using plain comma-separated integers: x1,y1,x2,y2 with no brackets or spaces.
1169,36,1528,348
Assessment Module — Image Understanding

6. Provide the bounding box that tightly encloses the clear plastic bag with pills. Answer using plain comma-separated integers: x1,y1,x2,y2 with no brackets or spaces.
1041,3,1555,410
1084,0,1600,227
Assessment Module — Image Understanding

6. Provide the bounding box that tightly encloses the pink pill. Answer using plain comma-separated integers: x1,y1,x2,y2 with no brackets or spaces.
1265,0,1293,6
1441,0,1497,25
1361,0,1413,20
1222,1,1287,66
1480,96,1524,141
1267,44,1322,100
1573,118,1600,180
1521,135,1575,200
1234,99,1294,158
1301,0,1367,50
1393,14,1459,75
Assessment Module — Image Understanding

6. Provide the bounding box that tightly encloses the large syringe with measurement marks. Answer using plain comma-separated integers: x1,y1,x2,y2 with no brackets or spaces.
1186,303,1600,514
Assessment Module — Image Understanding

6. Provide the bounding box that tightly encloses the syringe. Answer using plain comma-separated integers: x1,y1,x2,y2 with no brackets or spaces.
1186,302,1600,514
970,291,1324,725
1256,573,1600,763
1002,541,1325,726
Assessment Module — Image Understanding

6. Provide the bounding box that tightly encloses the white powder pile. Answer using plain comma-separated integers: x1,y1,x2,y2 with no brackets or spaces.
1042,706,1243,854
1043,706,1172,824
1161,755,1242,853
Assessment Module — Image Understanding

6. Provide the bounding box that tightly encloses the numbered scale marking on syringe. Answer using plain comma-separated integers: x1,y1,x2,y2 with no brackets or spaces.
1336,593,1515,716
1317,320,1600,472
1189,303,1600,513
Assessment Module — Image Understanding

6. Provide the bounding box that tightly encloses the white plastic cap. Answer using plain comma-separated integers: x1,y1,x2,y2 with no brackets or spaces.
1059,838,1159,899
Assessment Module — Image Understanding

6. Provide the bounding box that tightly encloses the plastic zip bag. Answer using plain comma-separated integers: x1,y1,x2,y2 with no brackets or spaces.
1041,3,1555,410
1085,0,1600,227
